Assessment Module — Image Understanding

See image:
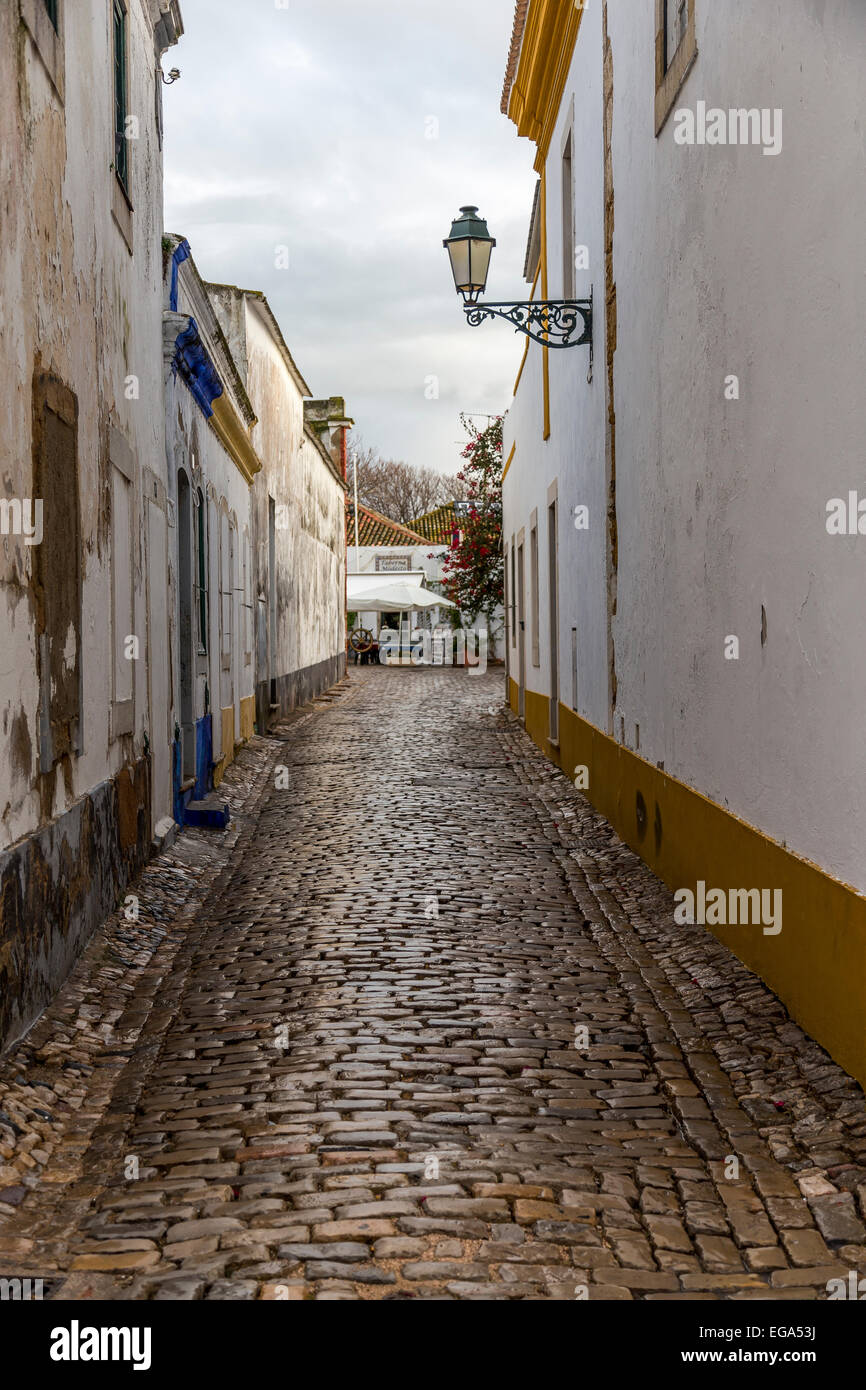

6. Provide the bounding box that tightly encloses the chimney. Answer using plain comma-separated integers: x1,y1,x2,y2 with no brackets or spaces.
304,397,354,477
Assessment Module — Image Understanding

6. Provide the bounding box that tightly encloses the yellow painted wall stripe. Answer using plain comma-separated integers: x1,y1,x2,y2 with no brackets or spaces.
513,337,531,399
513,265,541,398
502,442,516,483
507,677,866,1089
240,694,255,743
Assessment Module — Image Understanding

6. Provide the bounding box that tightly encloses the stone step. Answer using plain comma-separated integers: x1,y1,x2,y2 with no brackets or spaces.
151,816,179,855
184,796,230,830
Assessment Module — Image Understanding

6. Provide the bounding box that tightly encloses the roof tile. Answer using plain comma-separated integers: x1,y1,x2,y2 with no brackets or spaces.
346,504,428,548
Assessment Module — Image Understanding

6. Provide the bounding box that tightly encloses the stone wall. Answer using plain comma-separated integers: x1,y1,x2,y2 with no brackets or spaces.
0,756,150,1051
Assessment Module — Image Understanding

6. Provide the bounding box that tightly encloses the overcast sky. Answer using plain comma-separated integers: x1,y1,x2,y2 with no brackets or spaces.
163,0,536,480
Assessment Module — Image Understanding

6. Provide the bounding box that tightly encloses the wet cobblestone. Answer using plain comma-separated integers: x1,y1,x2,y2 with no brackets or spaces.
1,667,864,1300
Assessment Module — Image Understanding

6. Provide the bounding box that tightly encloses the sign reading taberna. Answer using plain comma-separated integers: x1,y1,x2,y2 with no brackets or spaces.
376,556,411,572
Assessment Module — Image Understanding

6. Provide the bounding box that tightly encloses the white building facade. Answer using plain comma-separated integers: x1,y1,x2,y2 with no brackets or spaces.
346,504,504,664
162,237,260,827
500,0,866,1083
207,291,349,730
0,1,349,1053
346,506,450,633
0,0,183,1048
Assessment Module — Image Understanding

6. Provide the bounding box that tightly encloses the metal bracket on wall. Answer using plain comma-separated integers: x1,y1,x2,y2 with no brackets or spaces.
464,289,593,366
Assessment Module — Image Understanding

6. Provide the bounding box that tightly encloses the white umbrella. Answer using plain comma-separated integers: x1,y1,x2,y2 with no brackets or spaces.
347,576,456,611
347,575,457,665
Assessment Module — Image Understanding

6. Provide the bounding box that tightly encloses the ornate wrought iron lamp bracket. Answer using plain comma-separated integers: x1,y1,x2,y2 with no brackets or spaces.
463,290,593,366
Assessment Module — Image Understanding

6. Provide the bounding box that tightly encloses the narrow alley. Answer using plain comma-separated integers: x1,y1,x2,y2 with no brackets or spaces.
1,669,863,1303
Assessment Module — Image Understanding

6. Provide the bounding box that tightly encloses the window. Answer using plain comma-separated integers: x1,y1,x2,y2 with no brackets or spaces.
195,490,208,654
665,0,688,70
268,497,277,694
655,0,697,135
243,528,253,667
517,541,526,722
220,507,233,672
113,1,128,190
20,0,65,100
548,492,559,744
503,548,509,677
523,181,542,285
561,131,575,299
155,64,164,149
510,541,517,647
530,516,540,667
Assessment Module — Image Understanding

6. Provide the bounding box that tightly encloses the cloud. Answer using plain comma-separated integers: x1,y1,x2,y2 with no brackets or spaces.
163,0,536,477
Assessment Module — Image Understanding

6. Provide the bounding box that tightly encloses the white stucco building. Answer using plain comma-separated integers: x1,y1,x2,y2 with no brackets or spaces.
0,1,349,1053
0,0,183,1048
346,504,449,631
499,0,866,1083
347,502,506,659
161,237,261,827
207,291,349,729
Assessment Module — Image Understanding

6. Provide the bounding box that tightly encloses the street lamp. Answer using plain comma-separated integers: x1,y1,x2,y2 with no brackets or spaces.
442,206,496,307
443,204,593,356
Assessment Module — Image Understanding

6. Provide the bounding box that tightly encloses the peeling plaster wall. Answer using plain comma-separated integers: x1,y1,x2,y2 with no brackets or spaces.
0,757,150,1048
0,2,176,1045
503,0,866,891
210,294,346,725
248,302,345,683
1,2,169,841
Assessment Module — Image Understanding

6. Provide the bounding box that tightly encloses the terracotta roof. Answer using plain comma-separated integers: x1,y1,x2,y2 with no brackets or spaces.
501,0,529,115
410,503,460,546
346,503,427,548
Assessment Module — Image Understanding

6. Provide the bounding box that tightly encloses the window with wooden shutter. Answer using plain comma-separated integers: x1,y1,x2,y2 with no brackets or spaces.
655,0,697,135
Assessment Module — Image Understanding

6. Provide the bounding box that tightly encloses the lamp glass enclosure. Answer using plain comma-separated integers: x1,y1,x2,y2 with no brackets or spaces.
444,206,496,305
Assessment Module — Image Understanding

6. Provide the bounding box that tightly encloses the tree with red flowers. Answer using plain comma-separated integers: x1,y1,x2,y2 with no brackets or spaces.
440,415,504,646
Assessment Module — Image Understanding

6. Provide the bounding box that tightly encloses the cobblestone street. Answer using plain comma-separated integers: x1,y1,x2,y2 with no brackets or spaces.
2,668,865,1302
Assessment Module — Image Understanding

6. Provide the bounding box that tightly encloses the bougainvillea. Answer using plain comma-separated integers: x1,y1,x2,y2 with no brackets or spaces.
440,415,504,640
